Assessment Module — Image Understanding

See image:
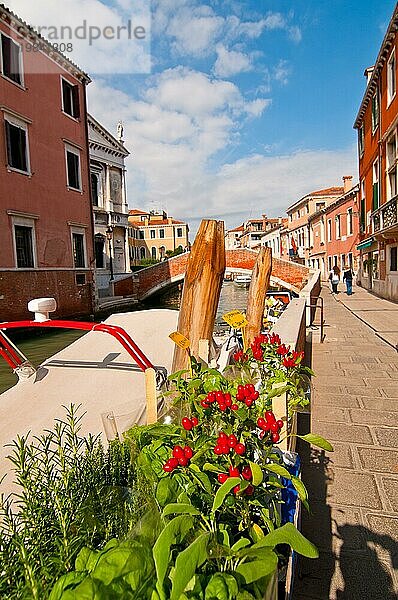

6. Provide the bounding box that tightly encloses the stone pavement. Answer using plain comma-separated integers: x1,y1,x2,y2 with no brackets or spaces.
336,283,398,350
294,285,398,600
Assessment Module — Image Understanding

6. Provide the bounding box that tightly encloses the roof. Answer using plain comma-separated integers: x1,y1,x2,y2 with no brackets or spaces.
129,209,148,216
229,225,244,233
354,4,398,128
287,186,344,212
0,4,91,83
309,186,344,197
308,183,360,221
129,217,186,226
88,114,129,156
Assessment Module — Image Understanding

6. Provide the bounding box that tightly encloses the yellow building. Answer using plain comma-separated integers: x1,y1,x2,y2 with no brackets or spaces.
128,209,190,265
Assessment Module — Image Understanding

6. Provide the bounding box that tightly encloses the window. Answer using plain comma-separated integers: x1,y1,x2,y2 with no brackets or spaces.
328,256,332,272
139,230,145,239
372,159,379,211
360,180,366,232
61,78,80,118
358,124,364,156
95,235,104,268
140,247,146,259
5,117,29,173
390,246,397,271
327,219,332,242
65,146,81,190
372,92,379,132
387,133,398,200
151,247,157,259
348,252,353,268
335,215,341,239
150,230,156,239
159,229,165,239
177,227,183,238
14,225,34,267
0,33,22,85
91,173,99,206
347,208,353,236
72,232,86,268
387,50,396,105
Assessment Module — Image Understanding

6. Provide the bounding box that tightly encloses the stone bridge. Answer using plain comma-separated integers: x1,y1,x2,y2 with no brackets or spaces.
113,249,312,302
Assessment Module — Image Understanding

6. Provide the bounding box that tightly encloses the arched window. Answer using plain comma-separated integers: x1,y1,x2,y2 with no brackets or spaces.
140,247,146,259
151,247,157,260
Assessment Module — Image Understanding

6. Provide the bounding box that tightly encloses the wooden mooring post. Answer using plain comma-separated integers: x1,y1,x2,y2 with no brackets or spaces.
245,247,272,348
172,220,226,373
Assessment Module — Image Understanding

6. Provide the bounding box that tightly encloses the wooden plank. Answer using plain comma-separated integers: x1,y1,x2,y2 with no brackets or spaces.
145,367,158,424
246,247,272,348
172,220,226,373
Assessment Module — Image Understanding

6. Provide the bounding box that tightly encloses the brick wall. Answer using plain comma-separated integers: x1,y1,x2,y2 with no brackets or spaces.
114,249,310,301
0,271,94,321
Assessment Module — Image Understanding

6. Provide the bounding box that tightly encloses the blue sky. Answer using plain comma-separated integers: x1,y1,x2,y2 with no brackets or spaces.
8,0,398,232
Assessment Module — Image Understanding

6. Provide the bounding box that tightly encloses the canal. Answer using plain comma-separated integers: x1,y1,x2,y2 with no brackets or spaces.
0,281,249,395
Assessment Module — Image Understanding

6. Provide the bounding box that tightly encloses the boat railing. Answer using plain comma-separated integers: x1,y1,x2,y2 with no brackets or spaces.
0,298,164,422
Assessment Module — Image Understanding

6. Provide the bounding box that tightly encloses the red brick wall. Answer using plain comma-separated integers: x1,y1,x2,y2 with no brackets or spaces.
114,249,310,300
0,270,94,321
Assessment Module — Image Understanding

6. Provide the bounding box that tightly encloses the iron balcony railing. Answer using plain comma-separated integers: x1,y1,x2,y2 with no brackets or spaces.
372,195,398,234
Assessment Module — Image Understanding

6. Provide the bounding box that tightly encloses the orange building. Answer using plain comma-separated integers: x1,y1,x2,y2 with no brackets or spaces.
354,4,398,301
0,6,94,320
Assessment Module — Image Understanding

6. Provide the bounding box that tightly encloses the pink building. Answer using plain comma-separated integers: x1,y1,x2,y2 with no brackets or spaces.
0,6,94,320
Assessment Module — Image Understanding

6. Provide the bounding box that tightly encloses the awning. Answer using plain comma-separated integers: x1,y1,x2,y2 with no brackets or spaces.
357,238,374,251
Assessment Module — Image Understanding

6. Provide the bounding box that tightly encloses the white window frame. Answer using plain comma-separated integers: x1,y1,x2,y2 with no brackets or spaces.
335,214,341,240
60,76,79,120
371,91,379,133
70,226,87,269
373,158,379,211
327,219,332,242
347,208,353,236
387,244,398,273
387,131,398,201
4,112,31,175
65,143,82,191
11,214,37,268
358,124,364,156
0,31,24,88
387,49,396,106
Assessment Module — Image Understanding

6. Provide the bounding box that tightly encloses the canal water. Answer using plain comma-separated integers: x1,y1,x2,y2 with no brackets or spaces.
0,281,249,395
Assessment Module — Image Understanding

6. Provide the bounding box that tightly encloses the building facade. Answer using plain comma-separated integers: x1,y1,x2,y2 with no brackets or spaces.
308,177,360,278
225,225,244,250
286,187,344,265
260,219,288,258
88,115,130,298
354,4,398,301
128,210,189,265
0,6,94,320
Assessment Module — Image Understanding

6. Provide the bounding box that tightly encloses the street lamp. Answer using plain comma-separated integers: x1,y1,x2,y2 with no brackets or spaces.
106,226,114,282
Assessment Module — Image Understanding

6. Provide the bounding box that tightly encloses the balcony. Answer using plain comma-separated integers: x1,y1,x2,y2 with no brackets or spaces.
94,211,129,228
372,195,398,235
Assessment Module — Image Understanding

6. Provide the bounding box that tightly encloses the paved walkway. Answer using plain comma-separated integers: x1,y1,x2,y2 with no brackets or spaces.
336,284,398,350
294,285,398,600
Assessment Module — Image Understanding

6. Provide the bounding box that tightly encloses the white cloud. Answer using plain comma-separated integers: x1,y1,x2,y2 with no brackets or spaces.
273,60,291,85
165,5,224,57
87,76,356,236
213,44,253,78
7,0,151,74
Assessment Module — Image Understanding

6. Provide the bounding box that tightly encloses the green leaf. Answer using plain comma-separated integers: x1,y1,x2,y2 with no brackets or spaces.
298,434,334,452
49,572,87,600
267,385,290,399
250,522,319,558
75,547,100,572
212,477,240,512
156,477,179,507
248,461,263,486
205,573,238,599
264,463,291,479
203,462,223,473
291,475,308,506
231,538,251,552
91,541,152,587
235,552,277,584
162,503,200,517
170,533,211,600
190,469,213,494
153,515,194,587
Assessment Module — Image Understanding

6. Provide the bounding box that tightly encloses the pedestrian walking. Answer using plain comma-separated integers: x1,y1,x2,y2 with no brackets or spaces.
329,265,340,294
343,264,354,295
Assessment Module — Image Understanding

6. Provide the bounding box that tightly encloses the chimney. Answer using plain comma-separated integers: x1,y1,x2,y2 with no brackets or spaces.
262,214,267,231
343,175,353,194
364,66,375,84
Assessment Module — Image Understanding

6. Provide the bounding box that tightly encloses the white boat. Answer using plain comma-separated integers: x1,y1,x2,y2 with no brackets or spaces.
234,274,251,287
